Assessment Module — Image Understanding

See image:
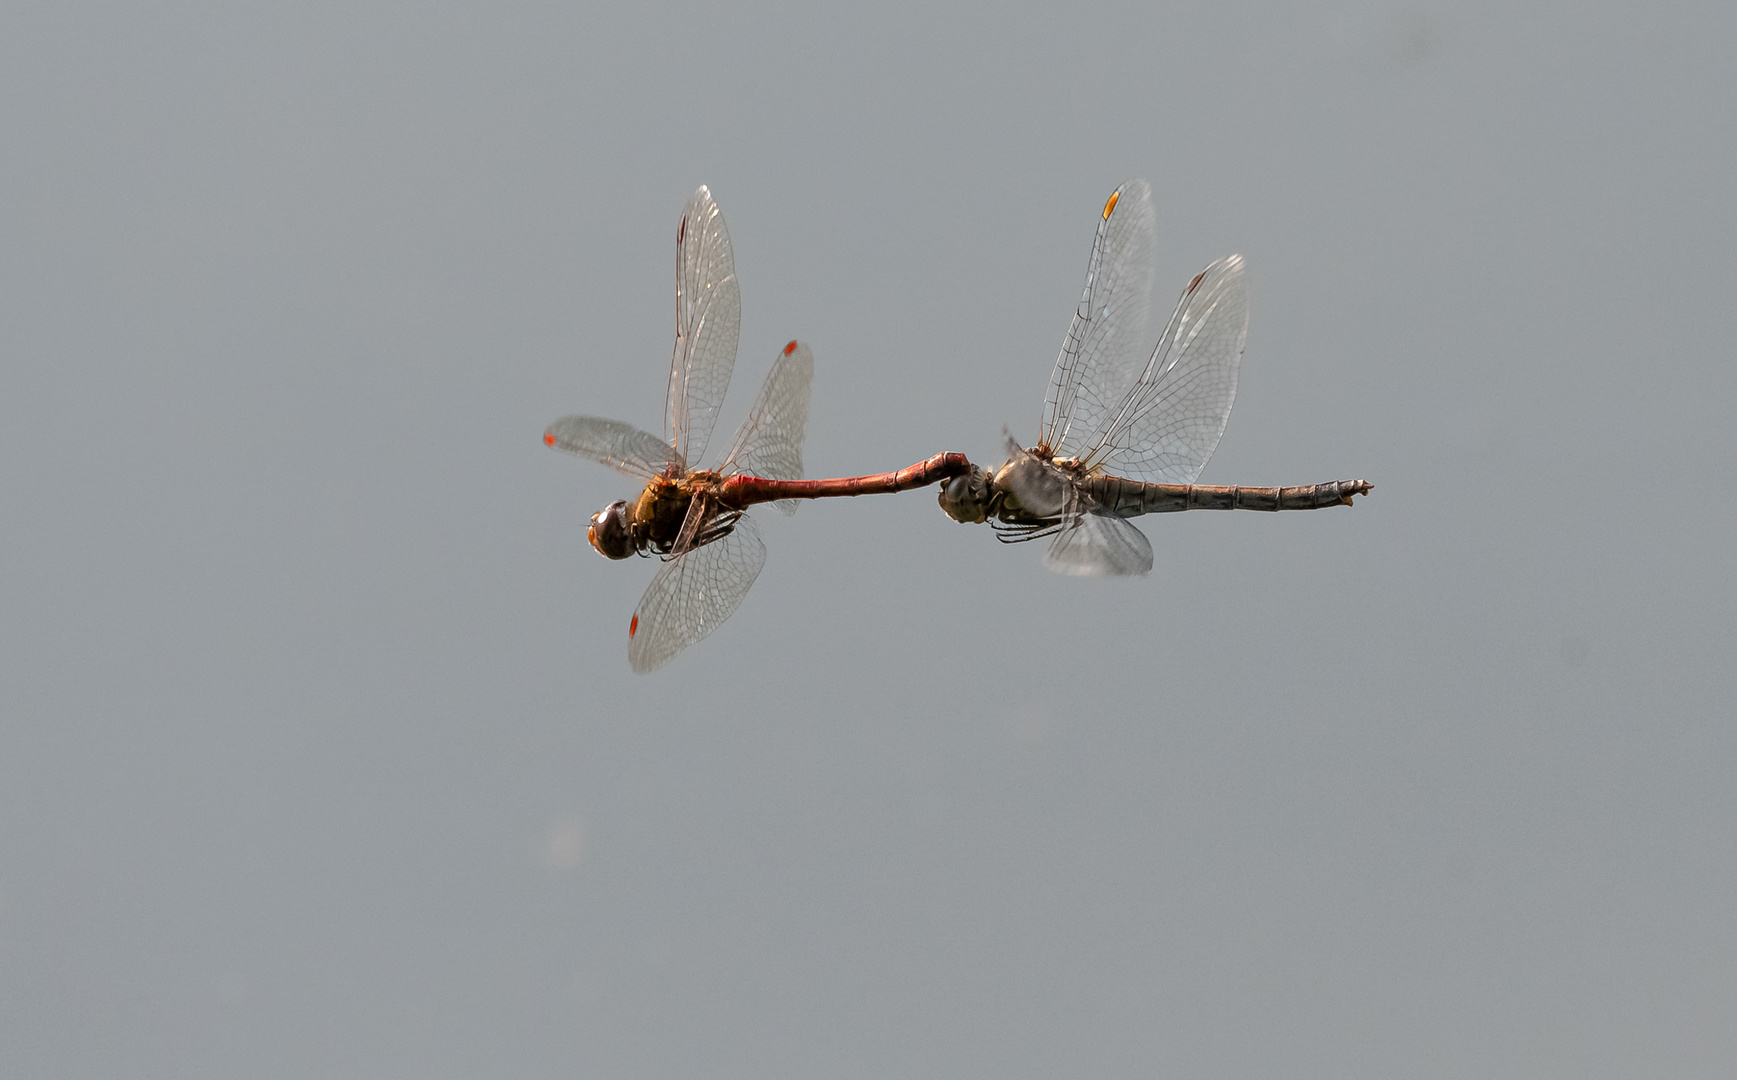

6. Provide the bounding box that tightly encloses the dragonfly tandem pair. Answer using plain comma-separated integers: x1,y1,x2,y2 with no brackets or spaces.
545,183,1372,672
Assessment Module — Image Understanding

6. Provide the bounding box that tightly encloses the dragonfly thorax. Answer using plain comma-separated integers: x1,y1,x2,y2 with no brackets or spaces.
991,448,1071,519
624,474,717,557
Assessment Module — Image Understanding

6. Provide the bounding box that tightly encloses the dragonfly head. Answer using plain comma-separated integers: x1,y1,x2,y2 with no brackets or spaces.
587,500,636,560
937,466,994,524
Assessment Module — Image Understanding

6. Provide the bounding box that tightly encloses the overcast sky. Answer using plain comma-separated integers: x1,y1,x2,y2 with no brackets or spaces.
3,2,1734,1077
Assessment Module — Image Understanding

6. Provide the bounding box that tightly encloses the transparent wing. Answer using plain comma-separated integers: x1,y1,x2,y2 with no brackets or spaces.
627,509,765,674
1082,255,1248,484
1039,179,1157,458
666,185,742,470
543,415,679,479
720,341,812,515
1043,486,1154,577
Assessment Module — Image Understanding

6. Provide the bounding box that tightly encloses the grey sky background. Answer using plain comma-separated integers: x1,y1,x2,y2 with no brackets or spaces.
3,1,1734,1076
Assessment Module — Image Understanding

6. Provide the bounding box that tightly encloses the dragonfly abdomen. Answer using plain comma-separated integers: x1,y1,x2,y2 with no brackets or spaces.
1084,476,1373,516
721,452,973,509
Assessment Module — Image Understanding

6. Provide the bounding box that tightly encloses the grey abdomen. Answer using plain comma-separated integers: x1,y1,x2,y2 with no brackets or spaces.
1084,476,1373,516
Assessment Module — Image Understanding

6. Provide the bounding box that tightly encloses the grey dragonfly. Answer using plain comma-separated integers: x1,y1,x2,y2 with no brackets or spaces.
938,179,1371,575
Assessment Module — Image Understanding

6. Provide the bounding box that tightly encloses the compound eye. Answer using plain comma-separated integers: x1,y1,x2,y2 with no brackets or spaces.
586,500,635,560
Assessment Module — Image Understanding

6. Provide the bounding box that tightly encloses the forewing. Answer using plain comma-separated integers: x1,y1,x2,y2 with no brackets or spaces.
666,185,742,470
627,511,766,674
1040,179,1157,458
721,341,812,515
1043,487,1154,577
543,415,679,479
1084,254,1248,484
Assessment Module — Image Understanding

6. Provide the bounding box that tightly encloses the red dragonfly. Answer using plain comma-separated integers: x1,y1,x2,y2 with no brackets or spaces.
545,186,968,672
938,179,1371,573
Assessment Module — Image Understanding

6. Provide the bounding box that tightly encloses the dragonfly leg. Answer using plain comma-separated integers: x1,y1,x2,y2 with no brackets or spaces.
692,510,743,548
656,509,743,561
991,518,1063,545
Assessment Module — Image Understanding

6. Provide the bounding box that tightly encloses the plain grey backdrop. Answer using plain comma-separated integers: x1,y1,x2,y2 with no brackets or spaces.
3,1,1733,1076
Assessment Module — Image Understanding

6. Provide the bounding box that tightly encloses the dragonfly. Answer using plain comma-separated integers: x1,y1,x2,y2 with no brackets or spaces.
938,179,1372,575
545,186,970,672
